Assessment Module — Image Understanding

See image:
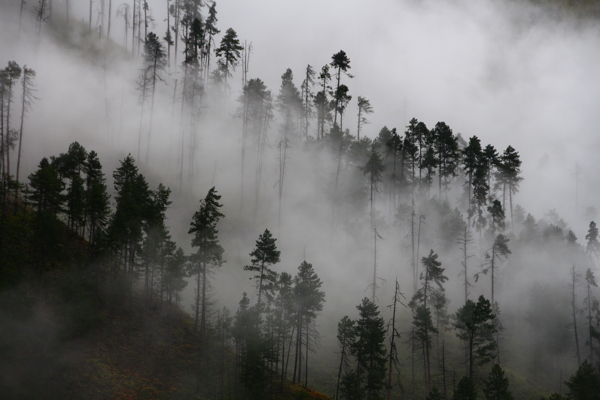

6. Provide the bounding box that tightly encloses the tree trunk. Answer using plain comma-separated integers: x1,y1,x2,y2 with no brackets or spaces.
569,265,581,365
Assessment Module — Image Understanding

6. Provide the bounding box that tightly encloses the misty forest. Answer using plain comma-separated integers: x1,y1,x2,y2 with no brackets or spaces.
2,0,600,399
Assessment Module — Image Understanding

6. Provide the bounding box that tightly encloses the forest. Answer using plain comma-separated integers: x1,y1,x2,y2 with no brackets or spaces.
1,0,600,399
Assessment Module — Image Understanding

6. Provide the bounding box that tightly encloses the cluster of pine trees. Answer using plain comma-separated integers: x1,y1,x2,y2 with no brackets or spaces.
6,1,600,400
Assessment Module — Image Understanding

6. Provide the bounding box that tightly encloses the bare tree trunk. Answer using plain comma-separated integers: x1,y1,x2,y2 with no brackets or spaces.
107,0,112,38
132,0,136,55
589,279,594,365
571,265,581,365
15,67,33,211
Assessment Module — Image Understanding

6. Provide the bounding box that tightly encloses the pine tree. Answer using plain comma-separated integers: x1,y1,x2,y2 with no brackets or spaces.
336,316,355,400
427,387,444,400
361,144,385,223
483,364,514,400
141,32,167,163
497,146,522,227
107,155,150,289
84,150,110,248
452,377,477,400
275,68,302,228
292,261,325,387
301,64,315,139
453,296,497,380
1,61,22,178
216,28,244,88
238,78,273,213
188,187,225,333
586,221,599,260
244,229,281,306
330,50,352,127
14,66,36,207
346,298,387,400
434,121,459,200
571,265,583,366
462,136,482,229
475,234,510,304
315,65,332,140
565,360,600,400
357,96,373,141
585,268,598,364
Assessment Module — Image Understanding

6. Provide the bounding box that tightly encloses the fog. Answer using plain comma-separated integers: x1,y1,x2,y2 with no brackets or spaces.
1,0,600,394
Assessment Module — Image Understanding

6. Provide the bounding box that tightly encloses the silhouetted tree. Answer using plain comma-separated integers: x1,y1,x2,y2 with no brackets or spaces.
483,364,513,400
330,50,352,126
452,377,477,400
453,296,497,380
244,229,281,306
357,96,373,141
565,360,600,400
216,28,243,87
336,315,356,400
188,187,224,333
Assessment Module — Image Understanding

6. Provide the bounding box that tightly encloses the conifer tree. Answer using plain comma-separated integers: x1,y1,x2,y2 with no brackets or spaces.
14,66,36,207
216,28,243,88
585,268,598,364
361,144,385,223
497,146,522,226
357,96,373,141
188,187,225,333
387,279,406,400
108,155,150,289
315,65,332,140
275,68,302,228
84,150,110,248
586,221,599,260
434,121,459,200
483,364,514,400
292,261,325,387
565,360,600,400
141,32,167,163
475,234,510,304
462,136,482,229
427,387,444,400
452,377,477,400
336,316,356,400
453,296,497,380
330,50,352,127
244,229,281,306
1,61,22,178
343,298,387,400
570,265,583,366
301,64,315,139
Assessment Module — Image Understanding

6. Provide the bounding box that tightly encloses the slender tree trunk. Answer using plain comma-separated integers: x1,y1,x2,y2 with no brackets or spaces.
15,69,30,209
107,0,112,38
331,136,344,226
194,269,200,331
442,341,447,400
570,265,580,365
336,340,346,400
491,247,496,304
372,230,377,302
469,333,474,380
589,279,594,365
132,0,136,55
304,318,309,388
200,262,207,333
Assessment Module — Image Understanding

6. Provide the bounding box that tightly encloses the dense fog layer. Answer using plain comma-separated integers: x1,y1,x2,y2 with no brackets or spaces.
1,0,600,394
